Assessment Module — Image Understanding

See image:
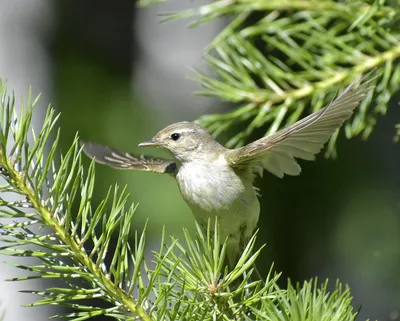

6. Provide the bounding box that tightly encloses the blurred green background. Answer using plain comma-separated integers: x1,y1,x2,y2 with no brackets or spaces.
0,1,400,320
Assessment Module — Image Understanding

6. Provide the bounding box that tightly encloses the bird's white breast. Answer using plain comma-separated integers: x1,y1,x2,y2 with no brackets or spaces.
176,157,242,211
175,155,260,242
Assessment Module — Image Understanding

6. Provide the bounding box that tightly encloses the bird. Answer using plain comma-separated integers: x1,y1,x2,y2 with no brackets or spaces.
82,77,372,269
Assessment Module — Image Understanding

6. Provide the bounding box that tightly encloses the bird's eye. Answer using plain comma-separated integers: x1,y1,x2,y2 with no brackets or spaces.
170,133,181,141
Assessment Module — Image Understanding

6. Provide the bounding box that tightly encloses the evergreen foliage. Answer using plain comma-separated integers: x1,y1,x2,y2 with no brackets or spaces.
140,0,400,155
2,0,400,319
0,83,364,320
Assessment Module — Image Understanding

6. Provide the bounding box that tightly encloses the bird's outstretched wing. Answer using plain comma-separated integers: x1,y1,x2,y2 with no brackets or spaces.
81,142,177,174
225,77,373,178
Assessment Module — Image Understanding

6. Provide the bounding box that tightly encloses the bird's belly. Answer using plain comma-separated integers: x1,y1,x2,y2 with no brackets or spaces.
176,163,260,240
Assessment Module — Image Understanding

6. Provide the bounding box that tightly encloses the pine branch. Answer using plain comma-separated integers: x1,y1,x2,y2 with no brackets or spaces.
0,80,371,319
0,85,153,320
2,0,395,316
139,0,400,155
0,81,359,320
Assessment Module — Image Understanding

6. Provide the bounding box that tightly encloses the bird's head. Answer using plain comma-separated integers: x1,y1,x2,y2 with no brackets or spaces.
138,121,223,162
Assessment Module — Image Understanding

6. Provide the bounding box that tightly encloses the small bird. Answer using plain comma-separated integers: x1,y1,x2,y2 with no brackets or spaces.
82,78,371,268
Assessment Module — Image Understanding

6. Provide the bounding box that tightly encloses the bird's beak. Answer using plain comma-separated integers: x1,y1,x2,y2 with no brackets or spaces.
138,138,161,147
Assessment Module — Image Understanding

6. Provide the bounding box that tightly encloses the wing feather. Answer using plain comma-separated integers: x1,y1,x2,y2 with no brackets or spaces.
81,141,176,174
226,76,373,178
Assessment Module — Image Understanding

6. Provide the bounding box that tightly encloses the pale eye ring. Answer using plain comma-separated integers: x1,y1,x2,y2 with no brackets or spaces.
171,133,181,141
